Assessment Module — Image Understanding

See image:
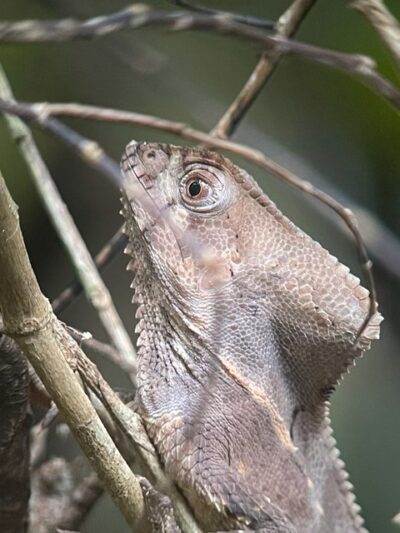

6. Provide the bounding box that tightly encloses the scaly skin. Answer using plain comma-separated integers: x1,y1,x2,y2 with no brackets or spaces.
120,142,382,532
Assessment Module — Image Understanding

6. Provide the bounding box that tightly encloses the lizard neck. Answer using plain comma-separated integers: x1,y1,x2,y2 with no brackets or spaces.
134,271,296,431
133,274,365,532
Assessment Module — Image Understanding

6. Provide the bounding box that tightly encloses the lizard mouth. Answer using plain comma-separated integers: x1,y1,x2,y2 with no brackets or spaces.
122,140,158,191
120,140,186,263
121,140,168,229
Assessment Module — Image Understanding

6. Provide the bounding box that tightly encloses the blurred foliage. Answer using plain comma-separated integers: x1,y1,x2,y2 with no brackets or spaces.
1,1,400,532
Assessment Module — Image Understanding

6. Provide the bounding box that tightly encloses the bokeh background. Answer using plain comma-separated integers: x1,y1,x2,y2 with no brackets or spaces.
1,1,400,531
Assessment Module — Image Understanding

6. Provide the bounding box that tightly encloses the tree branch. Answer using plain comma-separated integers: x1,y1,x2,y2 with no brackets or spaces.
74,350,202,533
350,0,400,70
0,66,137,377
52,226,127,315
211,0,317,138
0,172,145,531
168,0,275,30
1,5,400,112
66,325,137,376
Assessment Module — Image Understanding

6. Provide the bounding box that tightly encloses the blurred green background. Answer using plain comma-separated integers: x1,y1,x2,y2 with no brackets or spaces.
1,1,400,531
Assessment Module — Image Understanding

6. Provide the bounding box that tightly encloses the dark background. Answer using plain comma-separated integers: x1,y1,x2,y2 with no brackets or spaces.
1,1,400,531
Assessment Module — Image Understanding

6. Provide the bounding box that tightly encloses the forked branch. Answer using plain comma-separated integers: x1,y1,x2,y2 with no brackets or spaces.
1,5,400,112
350,0,400,70
212,0,318,138
0,172,144,531
0,65,137,375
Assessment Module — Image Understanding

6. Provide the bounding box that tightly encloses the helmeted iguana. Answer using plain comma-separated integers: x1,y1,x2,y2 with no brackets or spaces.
120,141,382,532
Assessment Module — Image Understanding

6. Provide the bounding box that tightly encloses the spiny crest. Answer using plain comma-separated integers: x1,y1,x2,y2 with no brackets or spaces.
120,141,382,396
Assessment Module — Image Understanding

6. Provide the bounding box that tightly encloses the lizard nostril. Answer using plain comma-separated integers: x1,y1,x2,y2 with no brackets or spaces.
145,150,156,160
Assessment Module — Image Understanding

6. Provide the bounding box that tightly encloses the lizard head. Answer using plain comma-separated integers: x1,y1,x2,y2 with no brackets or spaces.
120,141,254,293
121,141,381,402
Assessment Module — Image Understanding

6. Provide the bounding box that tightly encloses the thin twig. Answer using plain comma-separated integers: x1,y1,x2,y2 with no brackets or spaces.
0,99,124,187
75,350,202,533
0,172,145,531
0,97,378,339
52,226,127,315
350,0,400,70
0,65,137,376
52,226,132,377
1,6,400,112
212,0,317,138
168,0,275,30
66,325,137,376
30,425,50,468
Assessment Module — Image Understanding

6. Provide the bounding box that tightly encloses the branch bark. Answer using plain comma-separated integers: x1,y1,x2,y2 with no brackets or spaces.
0,65,137,377
211,0,317,138
76,352,202,533
52,226,127,315
1,5,400,112
350,0,400,70
0,171,145,531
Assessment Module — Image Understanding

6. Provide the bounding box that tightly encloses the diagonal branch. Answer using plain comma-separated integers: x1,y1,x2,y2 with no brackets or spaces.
66,325,137,376
1,6,400,112
0,66,136,377
74,350,202,533
52,226,127,315
211,0,317,138
169,0,275,30
0,172,145,531
350,0,400,70
0,101,124,187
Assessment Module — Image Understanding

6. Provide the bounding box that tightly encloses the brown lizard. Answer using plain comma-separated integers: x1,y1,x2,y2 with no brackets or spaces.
120,141,382,532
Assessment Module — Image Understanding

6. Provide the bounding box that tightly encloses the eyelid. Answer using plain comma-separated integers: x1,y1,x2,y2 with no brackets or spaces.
179,166,228,213
183,166,222,185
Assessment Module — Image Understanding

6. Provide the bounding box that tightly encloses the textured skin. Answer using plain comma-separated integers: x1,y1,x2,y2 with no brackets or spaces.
120,142,382,532
139,476,181,533
0,330,30,533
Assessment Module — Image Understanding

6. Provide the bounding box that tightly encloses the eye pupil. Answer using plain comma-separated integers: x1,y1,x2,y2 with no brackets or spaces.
188,180,201,197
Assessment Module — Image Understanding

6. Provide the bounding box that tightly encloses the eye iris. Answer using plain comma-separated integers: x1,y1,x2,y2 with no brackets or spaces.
188,180,202,197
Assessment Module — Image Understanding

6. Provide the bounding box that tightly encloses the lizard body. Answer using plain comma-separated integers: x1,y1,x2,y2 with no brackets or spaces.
120,142,382,532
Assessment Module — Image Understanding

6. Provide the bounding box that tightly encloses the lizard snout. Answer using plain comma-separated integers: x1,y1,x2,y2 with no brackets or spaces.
122,141,170,183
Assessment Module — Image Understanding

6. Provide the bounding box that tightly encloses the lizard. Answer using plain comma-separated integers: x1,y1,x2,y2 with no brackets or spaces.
120,141,382,532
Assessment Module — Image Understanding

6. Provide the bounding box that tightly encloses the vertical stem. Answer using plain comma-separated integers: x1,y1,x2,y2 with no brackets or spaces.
211,0,318,138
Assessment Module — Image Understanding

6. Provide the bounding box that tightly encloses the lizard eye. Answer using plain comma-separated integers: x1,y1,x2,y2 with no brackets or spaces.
185,176,210,200
180,167,226,212
187,179,202,197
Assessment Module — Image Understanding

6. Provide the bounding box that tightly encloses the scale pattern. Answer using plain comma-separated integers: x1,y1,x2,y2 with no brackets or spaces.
120,142,382,532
